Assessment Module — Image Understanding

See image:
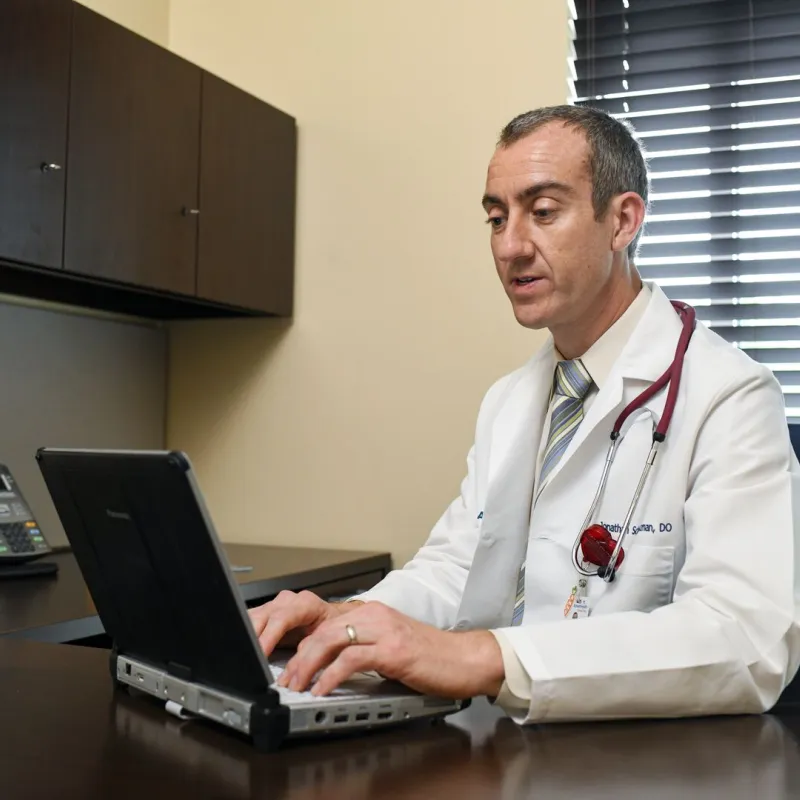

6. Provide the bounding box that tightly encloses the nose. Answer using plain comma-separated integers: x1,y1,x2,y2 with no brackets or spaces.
494,211,536,264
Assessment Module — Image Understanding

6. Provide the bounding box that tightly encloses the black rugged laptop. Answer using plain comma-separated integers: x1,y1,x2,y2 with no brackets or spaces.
36,448,465,750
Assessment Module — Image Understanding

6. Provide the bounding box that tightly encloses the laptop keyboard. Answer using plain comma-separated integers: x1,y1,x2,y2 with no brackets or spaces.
270,665,378,705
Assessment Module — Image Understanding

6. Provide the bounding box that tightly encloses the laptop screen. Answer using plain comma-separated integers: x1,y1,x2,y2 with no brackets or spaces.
37,449,273,700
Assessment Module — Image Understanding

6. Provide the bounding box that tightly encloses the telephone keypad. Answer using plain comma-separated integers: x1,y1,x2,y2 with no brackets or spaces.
0,522,37,554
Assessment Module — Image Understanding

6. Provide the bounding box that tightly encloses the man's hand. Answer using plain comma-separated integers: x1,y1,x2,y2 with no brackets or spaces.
276,601,505,699
248,590,362,655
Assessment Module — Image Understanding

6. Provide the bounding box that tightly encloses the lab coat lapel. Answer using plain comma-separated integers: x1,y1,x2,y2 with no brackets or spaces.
457,341,555,627
486,339,555,487
535,283,684,494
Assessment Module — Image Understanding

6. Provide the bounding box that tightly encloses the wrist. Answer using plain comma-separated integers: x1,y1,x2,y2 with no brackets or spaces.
456,630,505,697
330,599,364,616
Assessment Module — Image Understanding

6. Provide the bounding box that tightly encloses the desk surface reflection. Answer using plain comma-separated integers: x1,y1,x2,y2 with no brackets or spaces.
2,640,799,799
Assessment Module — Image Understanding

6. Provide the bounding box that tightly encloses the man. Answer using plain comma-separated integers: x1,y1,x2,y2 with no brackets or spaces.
249,106,800,722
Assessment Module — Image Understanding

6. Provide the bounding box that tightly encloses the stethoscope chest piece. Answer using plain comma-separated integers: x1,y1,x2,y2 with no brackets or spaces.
580,524,625,581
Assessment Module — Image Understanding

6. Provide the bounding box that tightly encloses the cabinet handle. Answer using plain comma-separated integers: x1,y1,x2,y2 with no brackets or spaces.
182,207,200,216
40,162,62,173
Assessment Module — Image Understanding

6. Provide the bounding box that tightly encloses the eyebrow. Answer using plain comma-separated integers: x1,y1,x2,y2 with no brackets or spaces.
481,180,574,211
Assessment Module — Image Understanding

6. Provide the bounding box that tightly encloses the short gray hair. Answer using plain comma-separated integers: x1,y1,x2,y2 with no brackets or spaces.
498,105,649,260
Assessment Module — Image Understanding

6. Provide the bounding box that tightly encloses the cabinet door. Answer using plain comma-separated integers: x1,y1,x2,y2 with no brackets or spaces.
0,0,71,270
197,74,297,315
64,5,200,296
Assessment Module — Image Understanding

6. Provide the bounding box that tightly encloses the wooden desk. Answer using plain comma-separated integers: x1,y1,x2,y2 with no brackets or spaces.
2,638,800,799
0,544,390,643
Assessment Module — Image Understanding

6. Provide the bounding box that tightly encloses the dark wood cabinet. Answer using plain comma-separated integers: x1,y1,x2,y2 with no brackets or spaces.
0,0,72,270
197,74,297,315
0,1,296,319
64,4,201,296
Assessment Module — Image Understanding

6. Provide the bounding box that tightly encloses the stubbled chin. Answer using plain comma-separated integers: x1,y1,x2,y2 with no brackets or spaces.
512,303,549,330
514,306,547,331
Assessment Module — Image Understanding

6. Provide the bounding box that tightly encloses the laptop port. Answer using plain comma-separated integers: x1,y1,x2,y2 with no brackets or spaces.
355,712,369,722
124,663,131,676
333,714,349,724
377,711,392,720
314,711,327,724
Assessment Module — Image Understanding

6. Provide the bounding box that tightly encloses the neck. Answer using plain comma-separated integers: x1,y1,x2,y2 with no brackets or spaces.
553,268,642,360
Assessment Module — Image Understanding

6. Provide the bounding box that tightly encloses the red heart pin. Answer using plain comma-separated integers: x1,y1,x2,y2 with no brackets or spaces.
580,524,625,568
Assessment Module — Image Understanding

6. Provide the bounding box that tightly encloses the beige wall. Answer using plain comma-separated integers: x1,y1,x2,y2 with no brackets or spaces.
74,0,170,45
167,0,568,564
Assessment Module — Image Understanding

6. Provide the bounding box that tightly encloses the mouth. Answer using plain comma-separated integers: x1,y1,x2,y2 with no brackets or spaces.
510,275,544,294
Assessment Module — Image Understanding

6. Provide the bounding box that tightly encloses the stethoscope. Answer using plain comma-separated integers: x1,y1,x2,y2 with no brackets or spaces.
570,301,697,584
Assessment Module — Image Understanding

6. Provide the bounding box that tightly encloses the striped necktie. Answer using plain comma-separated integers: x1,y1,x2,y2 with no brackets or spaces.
510,358,593,626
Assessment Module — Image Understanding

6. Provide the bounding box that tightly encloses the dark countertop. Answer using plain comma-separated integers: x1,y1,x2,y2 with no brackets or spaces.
2,637,799,799
0,543,390,642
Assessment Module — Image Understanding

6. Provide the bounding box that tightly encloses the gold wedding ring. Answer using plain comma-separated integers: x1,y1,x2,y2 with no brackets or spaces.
345,623,358,646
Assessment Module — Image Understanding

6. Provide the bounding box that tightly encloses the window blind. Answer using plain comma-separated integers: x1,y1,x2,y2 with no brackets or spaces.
570,0,800,416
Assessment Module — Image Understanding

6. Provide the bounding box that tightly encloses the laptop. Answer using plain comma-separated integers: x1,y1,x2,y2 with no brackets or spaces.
36,448,466,750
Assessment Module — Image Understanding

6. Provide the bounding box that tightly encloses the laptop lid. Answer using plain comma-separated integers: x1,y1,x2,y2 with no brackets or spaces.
36,448,274,700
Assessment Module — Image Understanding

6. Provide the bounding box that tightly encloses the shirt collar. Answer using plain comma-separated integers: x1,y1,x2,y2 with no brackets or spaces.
554,283,652,391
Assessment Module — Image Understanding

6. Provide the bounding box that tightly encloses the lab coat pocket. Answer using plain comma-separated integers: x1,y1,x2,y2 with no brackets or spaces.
594,544,675,615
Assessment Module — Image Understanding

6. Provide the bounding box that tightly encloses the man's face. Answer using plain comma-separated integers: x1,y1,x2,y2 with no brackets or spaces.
483,123,618,333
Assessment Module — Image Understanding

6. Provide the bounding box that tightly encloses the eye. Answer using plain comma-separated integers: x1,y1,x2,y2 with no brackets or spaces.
486,215,505,228
533,208,555,220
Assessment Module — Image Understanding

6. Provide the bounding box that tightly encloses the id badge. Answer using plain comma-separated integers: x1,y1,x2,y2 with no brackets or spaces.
570,597,591,619
563,578,590,618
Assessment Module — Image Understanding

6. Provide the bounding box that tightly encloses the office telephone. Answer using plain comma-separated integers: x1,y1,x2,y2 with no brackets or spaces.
0,463,56,578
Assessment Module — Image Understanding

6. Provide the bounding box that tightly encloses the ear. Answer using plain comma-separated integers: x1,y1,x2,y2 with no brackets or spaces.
609,192,646,255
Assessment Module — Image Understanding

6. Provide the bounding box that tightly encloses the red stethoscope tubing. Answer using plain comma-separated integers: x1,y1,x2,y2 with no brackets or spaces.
613,301,696,441
572,300,697,582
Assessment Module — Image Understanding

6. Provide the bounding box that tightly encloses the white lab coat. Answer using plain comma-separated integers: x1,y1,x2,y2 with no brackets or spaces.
360,282,800,722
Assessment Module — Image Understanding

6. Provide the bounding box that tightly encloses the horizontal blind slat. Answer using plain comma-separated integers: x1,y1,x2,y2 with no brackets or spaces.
613,104,800,135
646,213,800,237
640,123,800,153
575,57,800,98
574,35,800,80
649,147,800,174
578,0,754,19
662,282,800,299
640,240,800,261
576,0,791,38
650,169,800,196
646,191,800,216
593,80,800,116
575,14,800,60
683,304,800,324
640,259,800,282
707,326,800,344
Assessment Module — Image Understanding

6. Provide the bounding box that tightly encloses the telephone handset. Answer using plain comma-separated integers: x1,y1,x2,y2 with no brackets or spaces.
0,464,57,577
